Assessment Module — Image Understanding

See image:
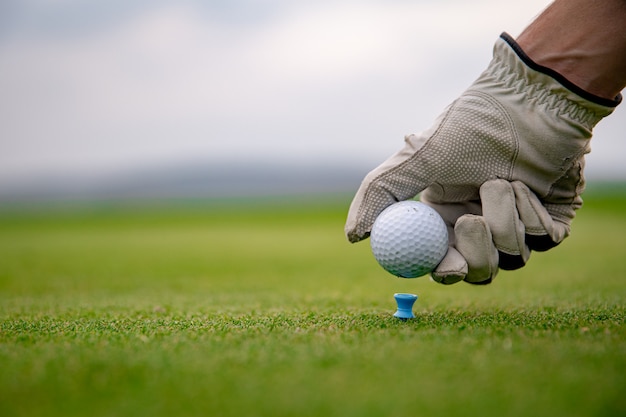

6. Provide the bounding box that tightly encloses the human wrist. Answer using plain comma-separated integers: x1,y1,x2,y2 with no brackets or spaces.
500,32,622,108
515,35,624,103
514,0,626,103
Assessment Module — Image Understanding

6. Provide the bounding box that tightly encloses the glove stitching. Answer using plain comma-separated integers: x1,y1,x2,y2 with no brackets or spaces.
515,182,570,242
459,216,497,283
515,183,546,236
490,182,523,256
489,51,607,128
545,153,587,203
465,90,520,182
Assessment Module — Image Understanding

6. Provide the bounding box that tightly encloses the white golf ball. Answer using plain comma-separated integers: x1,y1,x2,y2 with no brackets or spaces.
370,201,448,278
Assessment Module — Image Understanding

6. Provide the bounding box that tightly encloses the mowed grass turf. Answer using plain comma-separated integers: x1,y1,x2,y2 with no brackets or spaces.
1,190,625,417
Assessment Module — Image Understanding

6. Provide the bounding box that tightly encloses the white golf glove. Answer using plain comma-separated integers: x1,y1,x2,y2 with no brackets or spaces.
345,33,621,285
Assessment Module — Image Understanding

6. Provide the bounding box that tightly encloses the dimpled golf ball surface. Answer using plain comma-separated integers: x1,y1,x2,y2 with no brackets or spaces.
371,201,448,278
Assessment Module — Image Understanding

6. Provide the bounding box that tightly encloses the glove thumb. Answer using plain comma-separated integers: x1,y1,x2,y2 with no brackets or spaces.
511,181,571,251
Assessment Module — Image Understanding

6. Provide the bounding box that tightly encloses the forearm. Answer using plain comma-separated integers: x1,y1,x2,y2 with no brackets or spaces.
516,0,626,101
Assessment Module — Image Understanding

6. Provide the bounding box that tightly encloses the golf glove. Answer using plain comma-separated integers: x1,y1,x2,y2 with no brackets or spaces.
345,33,621,285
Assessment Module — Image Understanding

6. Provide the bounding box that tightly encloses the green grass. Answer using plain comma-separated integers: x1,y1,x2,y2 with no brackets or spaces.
1,191,625,417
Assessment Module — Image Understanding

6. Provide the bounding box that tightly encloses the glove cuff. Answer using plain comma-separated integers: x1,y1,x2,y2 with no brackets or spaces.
499,32,622,109
482,33,620,129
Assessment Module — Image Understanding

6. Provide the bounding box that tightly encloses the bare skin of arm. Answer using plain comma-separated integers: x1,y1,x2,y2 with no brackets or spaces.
516,0,626,101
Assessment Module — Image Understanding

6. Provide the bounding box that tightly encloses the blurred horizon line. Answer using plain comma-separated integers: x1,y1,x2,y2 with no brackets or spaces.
0,158,367,204
1,158,625,206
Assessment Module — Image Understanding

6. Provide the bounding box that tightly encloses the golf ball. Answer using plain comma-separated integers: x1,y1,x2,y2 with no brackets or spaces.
370,201,448,278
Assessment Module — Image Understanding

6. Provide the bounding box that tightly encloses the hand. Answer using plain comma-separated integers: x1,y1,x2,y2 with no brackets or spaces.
345,33,619,285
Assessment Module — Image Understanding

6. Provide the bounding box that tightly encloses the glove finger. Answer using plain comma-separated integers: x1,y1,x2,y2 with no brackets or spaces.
345,134,431,243
419,193,482,244
422,195,480,285
480,179,530,270
431,246,467,285
511,181,570,251
455,214,499,284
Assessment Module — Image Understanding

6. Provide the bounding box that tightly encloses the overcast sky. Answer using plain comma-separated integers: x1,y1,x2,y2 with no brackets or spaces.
1,0,624,187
